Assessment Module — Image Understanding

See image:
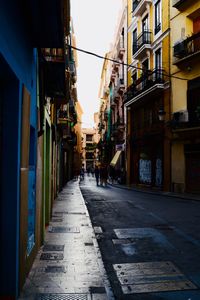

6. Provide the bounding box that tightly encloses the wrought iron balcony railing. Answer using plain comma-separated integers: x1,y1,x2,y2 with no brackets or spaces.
42,48,64,62
173,32,200,61
133,31,152,54
124,68,166,103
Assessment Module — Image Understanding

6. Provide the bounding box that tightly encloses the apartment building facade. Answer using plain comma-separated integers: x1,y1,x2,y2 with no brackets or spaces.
125,0,171,190
171,0,200,193
98,1,127,175
82,127,100,170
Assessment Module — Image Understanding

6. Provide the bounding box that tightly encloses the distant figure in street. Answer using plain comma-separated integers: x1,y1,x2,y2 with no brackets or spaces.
94,165,100,186
79,165,85,181
87,167,90,176
109,165,116,184
100,163,108,186
91,167,94,177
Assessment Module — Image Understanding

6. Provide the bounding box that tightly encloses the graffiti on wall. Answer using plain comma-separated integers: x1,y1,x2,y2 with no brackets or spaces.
139,159,151,184
155,158,162,186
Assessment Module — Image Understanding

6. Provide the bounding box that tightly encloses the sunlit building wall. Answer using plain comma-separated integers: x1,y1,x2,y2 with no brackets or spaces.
170,0,200,193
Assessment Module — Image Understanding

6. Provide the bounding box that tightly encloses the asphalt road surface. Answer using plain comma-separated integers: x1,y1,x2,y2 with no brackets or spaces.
80,176,200,300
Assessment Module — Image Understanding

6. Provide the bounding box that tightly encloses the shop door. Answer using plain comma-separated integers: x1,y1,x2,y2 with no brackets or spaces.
185,145,200,193
0,86,2,196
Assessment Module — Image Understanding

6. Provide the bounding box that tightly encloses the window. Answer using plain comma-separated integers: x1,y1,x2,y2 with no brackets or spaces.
142,15,149,32
142,15,151,44
86,152,94,159
155,48,162,80
132,0,138,12
132,29,137,54
155,0,161,35
86,134,93,142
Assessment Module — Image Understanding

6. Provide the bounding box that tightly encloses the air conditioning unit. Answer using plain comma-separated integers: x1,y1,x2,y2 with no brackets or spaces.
173,110,188,122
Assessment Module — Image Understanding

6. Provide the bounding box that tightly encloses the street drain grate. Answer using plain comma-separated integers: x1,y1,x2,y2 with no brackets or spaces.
40,253,64,260
45,266,65,273
66,212,86,215
89,287,106,293
113,261,197,294
84,242,93,246
36,294,89,300
43,244,65,251
51,217,63,222
112,239,135,245
48,226,80,233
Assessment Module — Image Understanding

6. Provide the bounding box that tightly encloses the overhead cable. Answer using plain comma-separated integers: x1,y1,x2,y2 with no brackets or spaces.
67,44,188,81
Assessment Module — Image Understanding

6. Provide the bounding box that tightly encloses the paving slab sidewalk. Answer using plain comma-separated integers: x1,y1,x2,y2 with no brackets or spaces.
19,180,114,300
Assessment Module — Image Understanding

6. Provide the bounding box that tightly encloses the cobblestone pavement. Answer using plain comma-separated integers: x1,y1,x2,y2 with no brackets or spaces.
19,180,113,300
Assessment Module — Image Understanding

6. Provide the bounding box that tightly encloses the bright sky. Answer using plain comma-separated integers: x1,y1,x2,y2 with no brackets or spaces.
71,0,122,127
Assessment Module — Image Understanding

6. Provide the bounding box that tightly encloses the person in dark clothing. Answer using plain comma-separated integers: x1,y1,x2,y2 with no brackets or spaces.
94,165,100,186
109,165,116,183
100,163,108,186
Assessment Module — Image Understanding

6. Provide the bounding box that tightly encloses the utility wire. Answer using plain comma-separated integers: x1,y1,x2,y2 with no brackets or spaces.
67,44,188,81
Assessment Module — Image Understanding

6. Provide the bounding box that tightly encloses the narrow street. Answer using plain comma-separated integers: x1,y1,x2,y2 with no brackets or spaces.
80,176,200,300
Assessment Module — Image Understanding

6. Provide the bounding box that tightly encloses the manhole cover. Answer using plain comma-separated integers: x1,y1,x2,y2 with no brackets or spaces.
40,253,64,260
45,266,65,273
36,294,88,300
43,244,65,251
113,261,197,294
48,226,80,233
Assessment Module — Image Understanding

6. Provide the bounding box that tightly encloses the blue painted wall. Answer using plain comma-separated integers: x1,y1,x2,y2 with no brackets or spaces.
0,2,37,297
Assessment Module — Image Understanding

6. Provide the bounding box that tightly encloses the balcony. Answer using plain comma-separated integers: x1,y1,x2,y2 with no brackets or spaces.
117,78,125,94
69,60,77,83
124,68,166,105
133,31,152,60
110,97,116,108
132,0,152,17
111,121,125,142
113,87,120,103
113,61,120,72
71,87,77,102
117,39,125,60
110,70,116,82
42,48,66,99
173,32,200,65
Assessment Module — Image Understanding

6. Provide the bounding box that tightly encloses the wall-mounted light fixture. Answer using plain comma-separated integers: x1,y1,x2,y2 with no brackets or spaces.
158,108,166,121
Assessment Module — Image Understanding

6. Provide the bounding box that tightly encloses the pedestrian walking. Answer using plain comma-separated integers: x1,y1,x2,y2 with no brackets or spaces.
94,165,100,186
100,163,108,186
79,165,85,181
109,165,116,184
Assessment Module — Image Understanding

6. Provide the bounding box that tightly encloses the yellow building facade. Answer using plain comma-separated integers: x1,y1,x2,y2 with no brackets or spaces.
170,0,200,193
126,0,171,190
